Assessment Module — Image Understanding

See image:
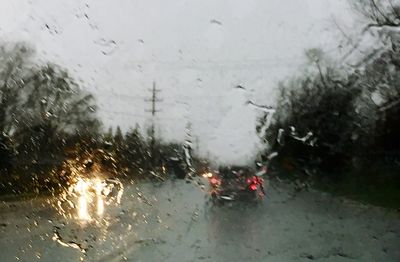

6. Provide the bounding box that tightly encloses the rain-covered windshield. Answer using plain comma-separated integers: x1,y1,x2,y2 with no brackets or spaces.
1,1,400,261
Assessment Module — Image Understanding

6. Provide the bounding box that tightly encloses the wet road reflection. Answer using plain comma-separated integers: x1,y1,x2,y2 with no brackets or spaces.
57,177,124,224
0,178,399,262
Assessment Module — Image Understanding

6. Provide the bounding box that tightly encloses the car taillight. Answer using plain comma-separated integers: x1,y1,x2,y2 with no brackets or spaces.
252,176,260,185
210,177,219,185
250,184,257,191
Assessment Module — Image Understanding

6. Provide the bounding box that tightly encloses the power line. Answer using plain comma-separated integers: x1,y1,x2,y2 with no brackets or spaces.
101,111,147,117
106,93,146,100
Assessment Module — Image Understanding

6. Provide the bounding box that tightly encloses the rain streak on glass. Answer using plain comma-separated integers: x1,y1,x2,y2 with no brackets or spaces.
0,1,400,262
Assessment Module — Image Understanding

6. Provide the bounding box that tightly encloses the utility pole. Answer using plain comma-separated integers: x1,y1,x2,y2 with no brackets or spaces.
145,81,162,164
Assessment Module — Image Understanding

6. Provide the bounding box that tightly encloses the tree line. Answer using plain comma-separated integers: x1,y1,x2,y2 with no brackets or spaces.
256,0,400,205
0,42,192,196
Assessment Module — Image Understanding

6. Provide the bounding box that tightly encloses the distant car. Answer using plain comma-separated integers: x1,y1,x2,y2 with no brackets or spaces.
206,166,264,203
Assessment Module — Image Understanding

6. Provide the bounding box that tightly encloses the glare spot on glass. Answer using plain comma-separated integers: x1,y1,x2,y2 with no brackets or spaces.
75,178,91,221
95,178,104,217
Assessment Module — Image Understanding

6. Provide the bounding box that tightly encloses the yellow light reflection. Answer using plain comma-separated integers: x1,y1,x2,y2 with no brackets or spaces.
75,179,91,221
57,175,124,224
95,179,104,217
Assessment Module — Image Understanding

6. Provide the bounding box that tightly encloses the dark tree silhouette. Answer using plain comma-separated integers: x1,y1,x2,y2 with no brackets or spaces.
0,42,101,194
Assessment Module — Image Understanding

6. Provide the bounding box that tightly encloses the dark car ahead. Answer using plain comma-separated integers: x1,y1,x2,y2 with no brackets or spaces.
207,166,264,203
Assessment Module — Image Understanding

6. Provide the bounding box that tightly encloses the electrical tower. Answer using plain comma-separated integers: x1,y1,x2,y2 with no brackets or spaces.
145,81,162,163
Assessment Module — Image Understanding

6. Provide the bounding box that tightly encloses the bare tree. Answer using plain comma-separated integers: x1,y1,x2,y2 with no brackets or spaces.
354,0,400,29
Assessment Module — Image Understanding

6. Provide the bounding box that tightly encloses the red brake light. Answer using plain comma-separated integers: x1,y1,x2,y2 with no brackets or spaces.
252,176,260,184
210,177,219,185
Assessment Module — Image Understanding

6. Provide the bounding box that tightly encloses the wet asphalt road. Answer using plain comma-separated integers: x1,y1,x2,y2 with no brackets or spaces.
0,177,399,262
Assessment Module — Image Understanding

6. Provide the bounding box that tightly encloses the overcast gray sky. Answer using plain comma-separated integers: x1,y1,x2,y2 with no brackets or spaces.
0,0,360,164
